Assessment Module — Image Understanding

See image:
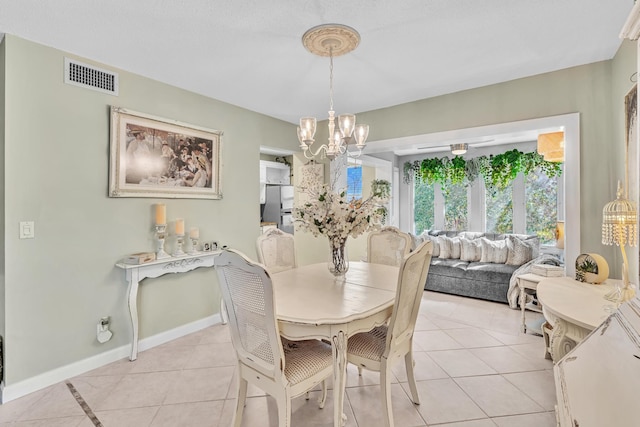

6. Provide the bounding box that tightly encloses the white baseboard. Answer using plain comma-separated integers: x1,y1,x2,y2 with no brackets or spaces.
1,314,223,404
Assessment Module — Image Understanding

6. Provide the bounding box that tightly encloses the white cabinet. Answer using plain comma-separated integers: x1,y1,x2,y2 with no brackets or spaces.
260,160,290,185
260,183,266,204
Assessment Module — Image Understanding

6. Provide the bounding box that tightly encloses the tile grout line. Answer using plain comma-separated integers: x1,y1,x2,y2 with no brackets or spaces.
65,381,103,427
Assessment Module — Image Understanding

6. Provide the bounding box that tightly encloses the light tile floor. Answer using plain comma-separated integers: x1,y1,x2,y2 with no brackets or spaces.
0,291,557,426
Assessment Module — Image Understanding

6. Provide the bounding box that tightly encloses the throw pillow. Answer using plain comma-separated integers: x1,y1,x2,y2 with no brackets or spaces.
510,234,541,258
480,237,508,264
460,237,482,262
505,235,536,266
438,236,461,259
429,236,440,257
409,233,426,252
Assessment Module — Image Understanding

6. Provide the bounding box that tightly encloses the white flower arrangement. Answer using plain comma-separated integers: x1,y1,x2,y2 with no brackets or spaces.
293,181,387,247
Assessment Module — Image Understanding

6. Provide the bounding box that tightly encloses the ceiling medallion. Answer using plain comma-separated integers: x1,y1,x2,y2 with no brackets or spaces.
302,24,360,57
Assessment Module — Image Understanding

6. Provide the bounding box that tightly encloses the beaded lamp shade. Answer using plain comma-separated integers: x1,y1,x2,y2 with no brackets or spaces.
602,181,638,247
602,180,638,303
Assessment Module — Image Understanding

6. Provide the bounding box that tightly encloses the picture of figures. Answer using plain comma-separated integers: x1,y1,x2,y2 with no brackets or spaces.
110,107,221,199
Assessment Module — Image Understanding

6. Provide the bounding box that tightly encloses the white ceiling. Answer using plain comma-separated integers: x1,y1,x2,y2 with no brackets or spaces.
0,0,634,155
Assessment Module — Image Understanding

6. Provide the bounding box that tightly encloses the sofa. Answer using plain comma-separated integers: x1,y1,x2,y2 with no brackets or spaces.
411,230,541,304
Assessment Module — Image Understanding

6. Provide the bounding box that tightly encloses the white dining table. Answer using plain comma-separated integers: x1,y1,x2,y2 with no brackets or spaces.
271,261,399,427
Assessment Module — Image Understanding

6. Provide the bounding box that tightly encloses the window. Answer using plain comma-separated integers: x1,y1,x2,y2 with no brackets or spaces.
411,160,561,237
525,167,558,244
346,166,362,201
414,179,434,234
443,184,468,231
486,183,513,233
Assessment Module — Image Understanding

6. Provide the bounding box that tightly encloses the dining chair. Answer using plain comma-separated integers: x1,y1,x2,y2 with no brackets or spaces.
367,226,412,267
347,240,433,427
256,228,297,273
215,249,333,427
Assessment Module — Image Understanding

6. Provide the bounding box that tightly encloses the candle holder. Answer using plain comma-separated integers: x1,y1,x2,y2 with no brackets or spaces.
188,237,200,255
154,224,171,259
173,234,186,257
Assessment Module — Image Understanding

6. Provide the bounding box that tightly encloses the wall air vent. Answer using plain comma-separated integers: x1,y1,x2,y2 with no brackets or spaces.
64,57,119,96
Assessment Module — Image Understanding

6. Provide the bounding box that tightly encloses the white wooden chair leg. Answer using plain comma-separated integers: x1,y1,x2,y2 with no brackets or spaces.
358,366,363,376
233,378,248,427
220,298,228,325
380,362,394,427
277,391,292,427
404,351,420,404
318,380,327,409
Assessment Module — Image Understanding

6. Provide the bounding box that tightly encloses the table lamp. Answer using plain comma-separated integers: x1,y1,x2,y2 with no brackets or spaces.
602,181,638,303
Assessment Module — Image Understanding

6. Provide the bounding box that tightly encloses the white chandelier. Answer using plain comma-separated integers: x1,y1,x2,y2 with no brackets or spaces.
297,24,369,160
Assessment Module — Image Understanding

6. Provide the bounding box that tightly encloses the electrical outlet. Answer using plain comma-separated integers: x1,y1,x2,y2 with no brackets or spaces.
97,316,112,344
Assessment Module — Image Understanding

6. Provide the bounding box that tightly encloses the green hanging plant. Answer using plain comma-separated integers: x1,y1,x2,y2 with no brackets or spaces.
371,179,391,199
419,157,446,185
488,149,524,189
464,156,482,183
446,156,467,185
403,149,563,190
403,160,421,184
521,151,563,178
371,179,391,225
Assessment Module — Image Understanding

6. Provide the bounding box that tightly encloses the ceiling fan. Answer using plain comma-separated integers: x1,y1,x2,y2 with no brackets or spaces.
416,139,496,154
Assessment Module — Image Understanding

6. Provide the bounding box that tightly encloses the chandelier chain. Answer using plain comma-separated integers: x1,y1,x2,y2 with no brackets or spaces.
329,47,334,112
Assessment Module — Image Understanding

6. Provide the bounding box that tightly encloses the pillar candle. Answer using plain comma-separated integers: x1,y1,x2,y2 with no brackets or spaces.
155,204,166,225
189,227,200,239
175,218,185,235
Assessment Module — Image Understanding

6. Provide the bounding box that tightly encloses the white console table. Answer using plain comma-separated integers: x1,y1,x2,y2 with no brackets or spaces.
115,252,220,360
537,276,618,362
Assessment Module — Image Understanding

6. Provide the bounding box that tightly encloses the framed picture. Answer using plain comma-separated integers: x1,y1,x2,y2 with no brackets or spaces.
109,106,222,199
626,84,639,282
625,84,637,190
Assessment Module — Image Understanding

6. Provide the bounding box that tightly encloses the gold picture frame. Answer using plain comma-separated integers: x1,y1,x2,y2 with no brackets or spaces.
109,107,222,199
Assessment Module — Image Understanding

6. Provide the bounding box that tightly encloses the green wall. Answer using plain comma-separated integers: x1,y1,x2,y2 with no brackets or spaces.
2,35,295,387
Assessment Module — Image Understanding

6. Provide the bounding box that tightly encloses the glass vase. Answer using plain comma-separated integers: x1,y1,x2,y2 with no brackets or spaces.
328,241,349,277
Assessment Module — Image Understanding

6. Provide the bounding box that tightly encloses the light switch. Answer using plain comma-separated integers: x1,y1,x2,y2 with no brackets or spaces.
19,221,34,239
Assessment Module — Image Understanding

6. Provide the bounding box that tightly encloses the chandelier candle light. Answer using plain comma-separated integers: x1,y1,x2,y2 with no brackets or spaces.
154,204,170,259
298,24,369,160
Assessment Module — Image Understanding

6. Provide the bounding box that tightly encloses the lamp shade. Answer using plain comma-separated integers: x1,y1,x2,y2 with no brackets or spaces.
544,149,564,162
555,221,565,249
538,131,565,162
602,182,638,247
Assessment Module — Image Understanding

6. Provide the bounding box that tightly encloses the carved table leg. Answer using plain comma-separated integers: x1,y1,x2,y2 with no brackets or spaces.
126,271,140,361
332,330,348,427
549,318,577,362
